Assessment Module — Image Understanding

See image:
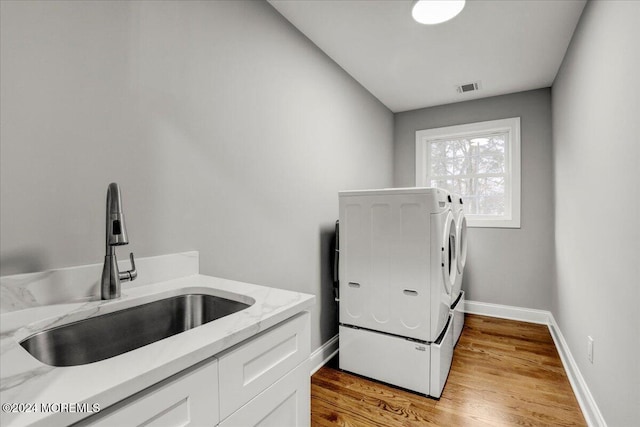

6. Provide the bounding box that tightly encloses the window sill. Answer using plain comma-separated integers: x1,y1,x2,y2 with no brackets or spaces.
467,217,520,229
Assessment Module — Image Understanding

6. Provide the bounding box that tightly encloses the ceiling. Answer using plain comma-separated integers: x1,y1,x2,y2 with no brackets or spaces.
268,0,586,113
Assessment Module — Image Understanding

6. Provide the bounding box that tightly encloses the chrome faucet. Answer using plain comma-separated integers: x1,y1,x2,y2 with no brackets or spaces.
101,183,137,299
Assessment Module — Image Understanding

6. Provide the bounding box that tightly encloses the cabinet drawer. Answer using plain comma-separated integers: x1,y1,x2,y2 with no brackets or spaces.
81,358,219,427
218,311,310,419
219,359,310,427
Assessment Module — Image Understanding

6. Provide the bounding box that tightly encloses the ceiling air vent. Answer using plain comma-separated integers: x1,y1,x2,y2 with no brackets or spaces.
456,81,481,94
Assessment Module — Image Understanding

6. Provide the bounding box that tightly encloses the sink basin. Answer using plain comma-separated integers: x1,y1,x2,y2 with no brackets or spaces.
20,294,252,367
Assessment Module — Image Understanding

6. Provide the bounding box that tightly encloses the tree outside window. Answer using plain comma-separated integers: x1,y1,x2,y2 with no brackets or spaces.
416,118,520,228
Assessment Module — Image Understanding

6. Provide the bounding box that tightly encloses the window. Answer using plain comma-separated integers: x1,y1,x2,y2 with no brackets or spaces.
415,117,521,228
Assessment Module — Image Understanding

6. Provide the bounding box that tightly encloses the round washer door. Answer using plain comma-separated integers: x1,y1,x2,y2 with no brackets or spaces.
456,212,468,274
441,212,457,294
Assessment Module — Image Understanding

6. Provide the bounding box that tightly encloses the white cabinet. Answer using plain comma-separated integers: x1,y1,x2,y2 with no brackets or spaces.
80,311,311,427
83,360,219,427
219,360,310,427
218,311,310,419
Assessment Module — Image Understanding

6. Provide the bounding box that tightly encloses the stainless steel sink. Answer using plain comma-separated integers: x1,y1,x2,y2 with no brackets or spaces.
20,294,252,367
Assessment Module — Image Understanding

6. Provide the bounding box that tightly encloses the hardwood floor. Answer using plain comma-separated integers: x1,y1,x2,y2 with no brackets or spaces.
311,315,586,426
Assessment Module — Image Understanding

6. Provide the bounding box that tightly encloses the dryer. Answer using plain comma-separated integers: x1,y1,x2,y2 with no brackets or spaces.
450,193,467,345
338,187,456,398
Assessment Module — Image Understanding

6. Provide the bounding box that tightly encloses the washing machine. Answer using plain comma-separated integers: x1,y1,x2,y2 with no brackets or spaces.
338,187,456,397
450,193,467,345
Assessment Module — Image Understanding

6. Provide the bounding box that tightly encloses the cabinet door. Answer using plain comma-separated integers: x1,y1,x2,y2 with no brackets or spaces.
217,311,310,419
219,360,309,427
83,359,219,427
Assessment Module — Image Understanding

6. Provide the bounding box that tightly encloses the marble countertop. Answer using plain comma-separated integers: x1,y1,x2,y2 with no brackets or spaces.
0,274,315,426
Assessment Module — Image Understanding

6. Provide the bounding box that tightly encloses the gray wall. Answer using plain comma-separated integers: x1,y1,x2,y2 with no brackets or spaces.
0,0,394,353
394,89,554,310
552,1,640,425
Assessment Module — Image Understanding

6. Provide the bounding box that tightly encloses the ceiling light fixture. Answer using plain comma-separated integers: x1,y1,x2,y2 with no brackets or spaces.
412,0,465,25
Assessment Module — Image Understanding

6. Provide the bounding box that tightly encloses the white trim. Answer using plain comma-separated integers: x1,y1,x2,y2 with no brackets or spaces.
463,299,549,324
309,334,339,376
415,117,521,228
548,314,608,427
463,299,606,427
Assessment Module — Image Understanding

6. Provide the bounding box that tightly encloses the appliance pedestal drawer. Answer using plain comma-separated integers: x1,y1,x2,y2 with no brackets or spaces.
339,324,430,395
339,315,454,398
451,290,465,346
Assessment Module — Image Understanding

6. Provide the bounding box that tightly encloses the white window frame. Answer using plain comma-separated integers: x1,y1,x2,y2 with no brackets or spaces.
415,117,521,228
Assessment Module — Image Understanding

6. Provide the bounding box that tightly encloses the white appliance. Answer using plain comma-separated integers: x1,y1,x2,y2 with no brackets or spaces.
450,193,467,345
338,187,456,398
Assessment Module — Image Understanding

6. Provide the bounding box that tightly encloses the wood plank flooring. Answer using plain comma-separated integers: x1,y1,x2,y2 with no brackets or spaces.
311,314,586,426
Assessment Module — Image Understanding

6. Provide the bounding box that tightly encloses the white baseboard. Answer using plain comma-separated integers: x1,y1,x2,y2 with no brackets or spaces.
464,299,550,324
309,334,339,376
464,299,606,427
547,314,607,427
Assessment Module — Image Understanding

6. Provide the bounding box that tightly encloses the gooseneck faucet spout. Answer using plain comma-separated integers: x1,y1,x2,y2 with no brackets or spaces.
101,183,137,299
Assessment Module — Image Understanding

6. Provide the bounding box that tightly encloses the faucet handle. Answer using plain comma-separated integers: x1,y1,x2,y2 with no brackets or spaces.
119,252,138,282
127,252,137,281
